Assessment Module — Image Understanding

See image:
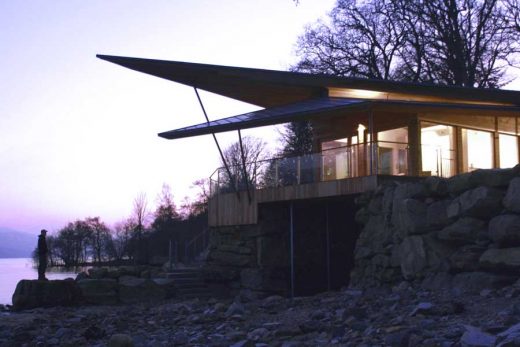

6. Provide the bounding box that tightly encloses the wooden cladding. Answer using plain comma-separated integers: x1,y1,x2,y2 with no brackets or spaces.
208,175,379,227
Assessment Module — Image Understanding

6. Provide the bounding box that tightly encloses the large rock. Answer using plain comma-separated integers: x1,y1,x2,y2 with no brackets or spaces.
424,176,449,196
356,215,392,255
393,182,427,201
398,236,427,280
393,199,430,235
449,245,486,272
398,234,452,279
426,199,454,229
202,264,240,282
480,248,520,273
118,276,168,304
88,267,109,279
240,268,286,293
460,325,496,347
422,272,515,295
77,278,118,305
209,250,252,267
437,218,486,245
470,168,515,188
447,186,504,220
152,278,177,299
503,177,520,213
451,272,516,295
12,279,81,311
447,172,475,195
489,214,520,247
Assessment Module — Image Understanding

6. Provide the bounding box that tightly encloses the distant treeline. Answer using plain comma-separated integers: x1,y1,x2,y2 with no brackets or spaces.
34,183,208,268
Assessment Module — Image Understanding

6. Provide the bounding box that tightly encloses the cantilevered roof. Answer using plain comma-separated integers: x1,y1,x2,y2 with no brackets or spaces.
158,97,367,139
97,55,520,108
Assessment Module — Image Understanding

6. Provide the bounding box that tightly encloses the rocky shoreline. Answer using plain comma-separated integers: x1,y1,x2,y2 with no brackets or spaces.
3,280,520,346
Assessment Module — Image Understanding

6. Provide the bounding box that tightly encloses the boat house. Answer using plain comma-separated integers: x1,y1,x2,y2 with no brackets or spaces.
99,55,520,296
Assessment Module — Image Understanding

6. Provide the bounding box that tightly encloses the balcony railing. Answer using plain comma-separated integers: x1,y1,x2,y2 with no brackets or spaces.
209,141,410,196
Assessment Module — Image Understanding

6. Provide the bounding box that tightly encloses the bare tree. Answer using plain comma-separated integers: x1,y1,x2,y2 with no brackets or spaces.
220,136,269,191
294,0,520,87
111,218,135,261
133,192,149,233
132,192,149,263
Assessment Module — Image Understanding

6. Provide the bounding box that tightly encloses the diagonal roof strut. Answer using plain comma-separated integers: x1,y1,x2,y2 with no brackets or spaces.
194,88,240,201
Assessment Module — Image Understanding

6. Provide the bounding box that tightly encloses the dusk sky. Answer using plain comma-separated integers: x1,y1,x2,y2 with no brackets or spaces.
0,0,337,234
3,1,520,235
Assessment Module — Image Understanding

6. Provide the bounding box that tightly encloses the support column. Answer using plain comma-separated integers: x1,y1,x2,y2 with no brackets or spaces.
290,202,295,298
368,107,375,175
194,88,240,200
325,203,331,292
494,116,500,169
408,117,421,176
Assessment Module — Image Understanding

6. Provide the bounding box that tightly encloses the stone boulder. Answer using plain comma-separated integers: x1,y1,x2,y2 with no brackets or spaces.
469,168,515,188
356,215,392,255
460,325,496,347
421,272,515,294
452,272,516,295
118,276,168,304
424,176,449,196
240,268,286,293
88,267,109,279
437,218,486,245
152,278,177,299
447,172,475,195
449,245,486,273
393,182,427,201
426,199,454,229
503,177,520,213
398,234,453,279
398,236,428,280
12,279,81,311
447,186,504,220
208,245,253,267
480,248,520,273
489,214,520,247
392,199,430,235
77,278,118,305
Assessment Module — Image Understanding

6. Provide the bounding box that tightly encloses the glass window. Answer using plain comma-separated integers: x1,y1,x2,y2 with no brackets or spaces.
377,127,408,175
461,128,493,172
499,134,518,168
421,122,456,177
321,138,349,180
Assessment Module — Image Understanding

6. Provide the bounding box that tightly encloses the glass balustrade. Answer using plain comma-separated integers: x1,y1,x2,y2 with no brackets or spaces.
209,141,410,196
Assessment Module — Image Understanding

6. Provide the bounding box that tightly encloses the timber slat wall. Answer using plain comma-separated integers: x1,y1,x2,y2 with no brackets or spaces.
208,175,379,227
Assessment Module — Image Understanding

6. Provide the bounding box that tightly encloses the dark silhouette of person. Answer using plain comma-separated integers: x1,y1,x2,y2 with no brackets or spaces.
37,229,48,280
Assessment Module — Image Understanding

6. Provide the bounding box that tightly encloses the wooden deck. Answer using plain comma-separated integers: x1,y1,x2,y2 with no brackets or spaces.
209,175,382,227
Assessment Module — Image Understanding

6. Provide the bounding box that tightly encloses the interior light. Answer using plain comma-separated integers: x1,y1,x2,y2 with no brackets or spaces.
357,124,366,143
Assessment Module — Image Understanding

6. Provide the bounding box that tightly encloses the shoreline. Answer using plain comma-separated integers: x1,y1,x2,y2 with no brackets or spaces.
2,282,520,346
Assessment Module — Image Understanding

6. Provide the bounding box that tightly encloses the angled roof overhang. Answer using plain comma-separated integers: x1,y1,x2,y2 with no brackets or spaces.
158,97,368,140
158,98,520,140
96,55,520,108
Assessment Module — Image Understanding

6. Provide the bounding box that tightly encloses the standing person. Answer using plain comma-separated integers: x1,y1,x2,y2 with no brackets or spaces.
37,229,48,280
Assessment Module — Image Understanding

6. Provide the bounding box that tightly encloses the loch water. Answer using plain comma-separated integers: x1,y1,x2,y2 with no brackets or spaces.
0,258,81,305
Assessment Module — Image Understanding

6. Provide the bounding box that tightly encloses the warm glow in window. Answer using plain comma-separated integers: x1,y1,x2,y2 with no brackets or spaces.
499,134,518,168
462,128,493,172
421,123,455,177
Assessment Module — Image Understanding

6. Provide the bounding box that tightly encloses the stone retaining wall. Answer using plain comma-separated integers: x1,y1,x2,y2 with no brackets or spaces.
352,166,520,293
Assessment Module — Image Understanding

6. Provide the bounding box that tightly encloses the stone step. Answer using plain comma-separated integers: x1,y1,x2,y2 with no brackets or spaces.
166,268,211,300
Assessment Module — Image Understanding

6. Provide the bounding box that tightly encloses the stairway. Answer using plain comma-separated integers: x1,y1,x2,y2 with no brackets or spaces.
166,268,211,299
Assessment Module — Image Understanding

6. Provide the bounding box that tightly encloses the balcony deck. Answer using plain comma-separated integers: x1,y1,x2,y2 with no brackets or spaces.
208,174,419,226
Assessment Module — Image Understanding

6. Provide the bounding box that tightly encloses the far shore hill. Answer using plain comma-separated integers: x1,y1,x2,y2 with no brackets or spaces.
0,227,35,258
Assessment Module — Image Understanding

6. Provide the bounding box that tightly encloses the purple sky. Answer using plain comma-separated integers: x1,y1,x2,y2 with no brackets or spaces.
2,1,519,235
0,0,338,234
